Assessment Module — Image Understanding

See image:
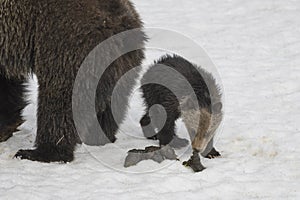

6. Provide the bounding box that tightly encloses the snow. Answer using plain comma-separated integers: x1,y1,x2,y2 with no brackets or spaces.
1,0,300,199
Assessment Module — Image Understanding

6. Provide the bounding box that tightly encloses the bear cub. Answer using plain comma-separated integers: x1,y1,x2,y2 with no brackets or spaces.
140,54,223,172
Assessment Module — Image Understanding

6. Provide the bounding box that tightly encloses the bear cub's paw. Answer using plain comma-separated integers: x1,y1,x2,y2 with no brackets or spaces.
183,159,206,172
204,148,221,159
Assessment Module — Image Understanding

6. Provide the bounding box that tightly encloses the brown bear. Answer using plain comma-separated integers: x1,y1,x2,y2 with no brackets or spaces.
0,0,146,162
139,54,223,172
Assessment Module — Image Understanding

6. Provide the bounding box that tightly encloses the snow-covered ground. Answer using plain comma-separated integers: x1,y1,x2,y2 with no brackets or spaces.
1,0,300,199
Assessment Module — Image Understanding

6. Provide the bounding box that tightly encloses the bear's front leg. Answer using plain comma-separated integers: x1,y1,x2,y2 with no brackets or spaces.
15,78,78,163
15,143,74,163
183,149,205,172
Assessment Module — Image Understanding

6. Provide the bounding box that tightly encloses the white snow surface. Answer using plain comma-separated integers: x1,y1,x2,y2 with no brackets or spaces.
1,0,300,199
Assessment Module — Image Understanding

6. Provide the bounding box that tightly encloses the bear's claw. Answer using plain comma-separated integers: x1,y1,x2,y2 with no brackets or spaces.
204,148,221,159
15,144,74,163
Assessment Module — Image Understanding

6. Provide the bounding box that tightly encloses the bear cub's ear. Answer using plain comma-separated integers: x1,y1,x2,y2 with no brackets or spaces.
212,102,222,113
180,96,197,110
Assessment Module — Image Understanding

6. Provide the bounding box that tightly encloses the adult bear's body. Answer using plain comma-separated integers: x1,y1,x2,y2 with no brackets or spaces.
0,0,146,162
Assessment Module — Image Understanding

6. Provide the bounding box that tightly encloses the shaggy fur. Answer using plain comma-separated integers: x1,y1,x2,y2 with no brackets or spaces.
0,0,146,162
140,54,223,172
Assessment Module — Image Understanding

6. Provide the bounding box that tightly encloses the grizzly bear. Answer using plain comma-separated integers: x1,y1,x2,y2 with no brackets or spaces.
139,54,223,172
0,0,146,162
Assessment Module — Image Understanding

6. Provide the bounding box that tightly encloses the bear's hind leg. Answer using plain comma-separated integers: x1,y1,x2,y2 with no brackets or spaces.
0,75,27,142
143,109,188,148
140,112,158,140
156,118,176,146
97,103,118,143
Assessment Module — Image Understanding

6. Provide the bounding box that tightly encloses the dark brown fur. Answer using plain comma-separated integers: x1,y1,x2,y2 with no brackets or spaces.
0,0,146,162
